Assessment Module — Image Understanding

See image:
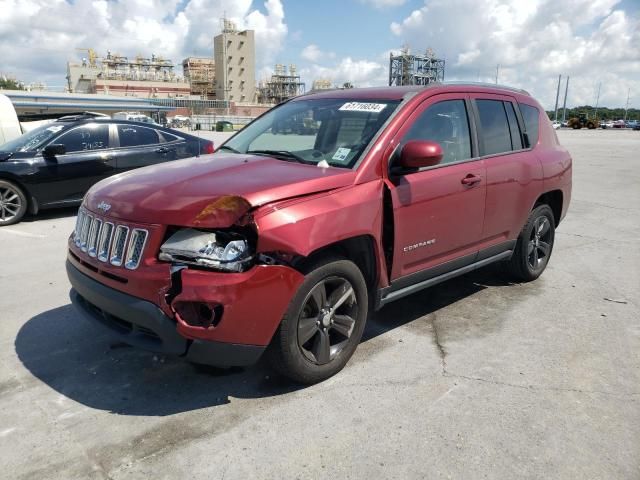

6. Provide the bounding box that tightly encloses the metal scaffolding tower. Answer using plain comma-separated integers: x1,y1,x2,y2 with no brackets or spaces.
388,47,445,86
257,64,305,104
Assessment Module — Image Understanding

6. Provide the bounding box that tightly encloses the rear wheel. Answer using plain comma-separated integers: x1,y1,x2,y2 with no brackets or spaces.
504,204,555,282
0,180,27,226
268,256,368,384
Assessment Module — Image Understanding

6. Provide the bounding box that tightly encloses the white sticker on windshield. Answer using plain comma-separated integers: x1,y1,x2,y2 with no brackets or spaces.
47,126,64,133
332,147,351,162
339,102,387,113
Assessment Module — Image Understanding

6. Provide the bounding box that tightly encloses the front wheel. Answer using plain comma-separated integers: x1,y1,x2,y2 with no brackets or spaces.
504,204,556,282
0,180,28,226
268,257,368,384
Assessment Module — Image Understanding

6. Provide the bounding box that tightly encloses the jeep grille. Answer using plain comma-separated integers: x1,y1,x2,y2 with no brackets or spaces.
73,207,148,270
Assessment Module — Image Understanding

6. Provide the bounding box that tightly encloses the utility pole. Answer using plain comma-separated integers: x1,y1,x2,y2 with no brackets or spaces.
594,82,602,119
624,88,631,122
495,64,499,84
554,74,562,122
561,76,570,123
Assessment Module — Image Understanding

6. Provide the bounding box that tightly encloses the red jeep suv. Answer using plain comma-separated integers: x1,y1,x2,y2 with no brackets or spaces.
67,84,572,383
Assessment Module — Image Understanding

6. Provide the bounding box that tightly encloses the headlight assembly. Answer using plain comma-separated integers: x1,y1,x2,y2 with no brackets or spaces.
159,228,253,272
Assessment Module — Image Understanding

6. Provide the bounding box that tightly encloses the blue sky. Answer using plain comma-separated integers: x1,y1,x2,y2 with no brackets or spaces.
1,0,639,108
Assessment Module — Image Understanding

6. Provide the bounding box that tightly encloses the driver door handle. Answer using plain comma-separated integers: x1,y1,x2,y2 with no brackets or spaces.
461,174,482,186
155,147,170,154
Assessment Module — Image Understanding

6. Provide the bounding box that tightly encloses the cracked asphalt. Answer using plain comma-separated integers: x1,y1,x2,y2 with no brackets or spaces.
0,129,638,479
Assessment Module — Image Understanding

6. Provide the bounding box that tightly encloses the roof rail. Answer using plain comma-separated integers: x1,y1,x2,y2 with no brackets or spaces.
57,111,110,122
439,81,530,96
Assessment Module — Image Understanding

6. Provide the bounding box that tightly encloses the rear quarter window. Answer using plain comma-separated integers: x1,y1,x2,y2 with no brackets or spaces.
519,104,539,147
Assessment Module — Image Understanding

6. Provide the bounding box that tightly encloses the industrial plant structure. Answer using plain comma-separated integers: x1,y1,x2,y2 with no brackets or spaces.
389,47,445,86
213,19,256,103
182,57,216,99
66,48,190,97
312,79,333,91
257,64,305,105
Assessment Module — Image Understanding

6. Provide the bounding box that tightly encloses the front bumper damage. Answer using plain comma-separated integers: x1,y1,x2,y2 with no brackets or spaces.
67,255,304,367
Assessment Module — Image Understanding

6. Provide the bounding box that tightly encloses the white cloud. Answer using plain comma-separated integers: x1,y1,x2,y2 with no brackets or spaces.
0,0,288,88
389,0,640,108
301,44,336,63
360,0,407,8
301,45,323,62
300,57,387,88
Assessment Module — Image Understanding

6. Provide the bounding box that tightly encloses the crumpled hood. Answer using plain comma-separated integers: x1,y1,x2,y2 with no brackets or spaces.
84,153,356,227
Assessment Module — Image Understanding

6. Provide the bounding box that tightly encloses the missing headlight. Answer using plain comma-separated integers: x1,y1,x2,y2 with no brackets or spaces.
159,228,254,272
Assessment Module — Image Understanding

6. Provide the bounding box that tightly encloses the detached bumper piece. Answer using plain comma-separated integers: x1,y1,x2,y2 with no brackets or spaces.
66,260,265,367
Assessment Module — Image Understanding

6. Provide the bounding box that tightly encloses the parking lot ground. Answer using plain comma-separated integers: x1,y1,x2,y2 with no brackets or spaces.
0,129,638,479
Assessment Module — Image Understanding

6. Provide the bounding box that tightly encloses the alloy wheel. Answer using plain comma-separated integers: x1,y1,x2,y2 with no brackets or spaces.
297,276,358,365
527,215,552,270
0,185,22,223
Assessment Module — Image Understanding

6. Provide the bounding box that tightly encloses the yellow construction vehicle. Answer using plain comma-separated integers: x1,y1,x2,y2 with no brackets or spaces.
567,112,599,129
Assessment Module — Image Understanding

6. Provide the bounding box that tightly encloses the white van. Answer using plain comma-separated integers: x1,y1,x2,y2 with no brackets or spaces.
112,111,159,125
0,94,22,145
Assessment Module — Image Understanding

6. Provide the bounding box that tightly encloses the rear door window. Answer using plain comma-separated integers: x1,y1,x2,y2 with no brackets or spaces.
117,125,161,147
475,100,512,156
519,104,539,147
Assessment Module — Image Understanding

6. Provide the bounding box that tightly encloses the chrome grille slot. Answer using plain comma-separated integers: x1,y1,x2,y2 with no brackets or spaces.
87,218,102,257
74,209,85,244
97,222,114,262
124,229,148,270
80,214,92,251
110,225,129,266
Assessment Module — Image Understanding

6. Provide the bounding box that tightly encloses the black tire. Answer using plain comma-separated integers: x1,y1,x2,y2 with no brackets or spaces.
0,180,28,226
504,204,555,282
267,256,368,384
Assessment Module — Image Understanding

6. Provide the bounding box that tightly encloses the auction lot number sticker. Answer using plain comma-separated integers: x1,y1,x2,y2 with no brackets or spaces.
339,102,387,113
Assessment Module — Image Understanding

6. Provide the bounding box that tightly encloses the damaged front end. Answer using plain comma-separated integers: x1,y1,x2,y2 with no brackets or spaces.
155,195,306,346
67,193,306,367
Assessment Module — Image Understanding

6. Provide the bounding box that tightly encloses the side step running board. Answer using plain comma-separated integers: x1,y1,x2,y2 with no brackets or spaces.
377,250,513,308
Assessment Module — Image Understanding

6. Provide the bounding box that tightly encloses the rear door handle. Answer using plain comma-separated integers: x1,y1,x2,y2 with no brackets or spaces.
461,174,482,186
155,147,169,154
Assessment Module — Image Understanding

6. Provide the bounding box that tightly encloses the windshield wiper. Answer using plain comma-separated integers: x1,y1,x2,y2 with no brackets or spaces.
246,149,308,164
216,145,240,153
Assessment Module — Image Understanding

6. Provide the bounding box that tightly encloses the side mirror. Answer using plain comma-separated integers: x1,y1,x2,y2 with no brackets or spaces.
397,140,443,171
43,144,66,158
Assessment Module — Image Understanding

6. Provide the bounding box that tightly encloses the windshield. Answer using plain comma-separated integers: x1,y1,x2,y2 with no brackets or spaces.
0,123,65,152
221,98,401,168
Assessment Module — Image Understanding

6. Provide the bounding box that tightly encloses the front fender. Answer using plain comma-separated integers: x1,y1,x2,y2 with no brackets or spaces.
254,180,388,285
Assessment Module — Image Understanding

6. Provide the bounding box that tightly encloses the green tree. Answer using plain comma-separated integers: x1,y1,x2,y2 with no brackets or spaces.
0,76,25,90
